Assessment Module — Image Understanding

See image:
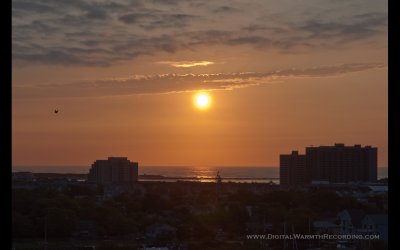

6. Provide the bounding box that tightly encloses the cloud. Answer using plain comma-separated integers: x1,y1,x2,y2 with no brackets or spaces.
85,8,109,20
151,0,180,5
299,12,387,42
13,63,385,98
157,61,214,67
213,6,238,14
13,46,118,67
227,36,271,47
12,0,387,67
144,14,198,29
118,12,199,29
12,1,54,13
118,13,149,24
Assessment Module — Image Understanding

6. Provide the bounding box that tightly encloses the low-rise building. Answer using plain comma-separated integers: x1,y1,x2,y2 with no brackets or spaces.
337,209,366,234
360,214,388,241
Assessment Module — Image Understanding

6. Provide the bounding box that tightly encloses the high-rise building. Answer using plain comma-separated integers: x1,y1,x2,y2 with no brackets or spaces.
88,157,138,185
280,151,307,186
279,144,377,186
306,144,377,183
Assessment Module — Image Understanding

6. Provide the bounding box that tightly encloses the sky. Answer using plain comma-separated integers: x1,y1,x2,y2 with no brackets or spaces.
12,0,388,167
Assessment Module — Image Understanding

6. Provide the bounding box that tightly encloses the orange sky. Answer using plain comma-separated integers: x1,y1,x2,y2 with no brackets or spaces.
12,0,388,167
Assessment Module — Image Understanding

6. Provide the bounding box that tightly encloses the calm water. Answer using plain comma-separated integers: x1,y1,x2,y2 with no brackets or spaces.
12,165,388,181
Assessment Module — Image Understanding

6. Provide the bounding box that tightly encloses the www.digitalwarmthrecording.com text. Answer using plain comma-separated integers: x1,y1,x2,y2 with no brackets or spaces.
246,234,380,240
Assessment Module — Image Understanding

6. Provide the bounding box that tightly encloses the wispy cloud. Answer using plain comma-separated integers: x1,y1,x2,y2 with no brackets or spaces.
12,0,387,67
13,63,385,98
157,61,215,67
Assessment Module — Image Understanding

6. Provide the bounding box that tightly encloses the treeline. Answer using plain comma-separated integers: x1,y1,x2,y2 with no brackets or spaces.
12,183,387,244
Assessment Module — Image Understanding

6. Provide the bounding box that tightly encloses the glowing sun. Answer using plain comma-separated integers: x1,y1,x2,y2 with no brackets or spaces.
194,92,211,110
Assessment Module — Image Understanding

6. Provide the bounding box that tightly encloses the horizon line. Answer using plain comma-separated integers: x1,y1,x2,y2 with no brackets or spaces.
12,165,389,168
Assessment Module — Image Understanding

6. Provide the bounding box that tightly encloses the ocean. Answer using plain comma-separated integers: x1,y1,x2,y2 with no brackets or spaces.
12,165,388,184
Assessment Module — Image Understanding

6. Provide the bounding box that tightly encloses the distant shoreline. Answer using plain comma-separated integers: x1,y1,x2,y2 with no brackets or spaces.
24,172,280,180
14,172,387,183
11,166,389,181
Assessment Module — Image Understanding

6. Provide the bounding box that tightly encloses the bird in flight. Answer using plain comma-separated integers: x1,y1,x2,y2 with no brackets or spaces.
54,109,59,114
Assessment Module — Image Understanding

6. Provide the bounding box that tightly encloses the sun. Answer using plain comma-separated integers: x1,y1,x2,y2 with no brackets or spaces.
194,92,211,110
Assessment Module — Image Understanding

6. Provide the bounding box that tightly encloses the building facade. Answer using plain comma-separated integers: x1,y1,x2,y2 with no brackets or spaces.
306,144,377,183
279,151,307,186
88,157,138,185
280,144,377,186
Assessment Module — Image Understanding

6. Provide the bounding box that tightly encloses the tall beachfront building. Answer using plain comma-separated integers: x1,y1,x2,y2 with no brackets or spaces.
88,157,138,184
280,144,377,186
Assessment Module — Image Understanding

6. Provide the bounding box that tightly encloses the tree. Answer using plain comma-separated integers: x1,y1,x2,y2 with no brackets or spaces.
46,208,77,238
12,211,34,238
